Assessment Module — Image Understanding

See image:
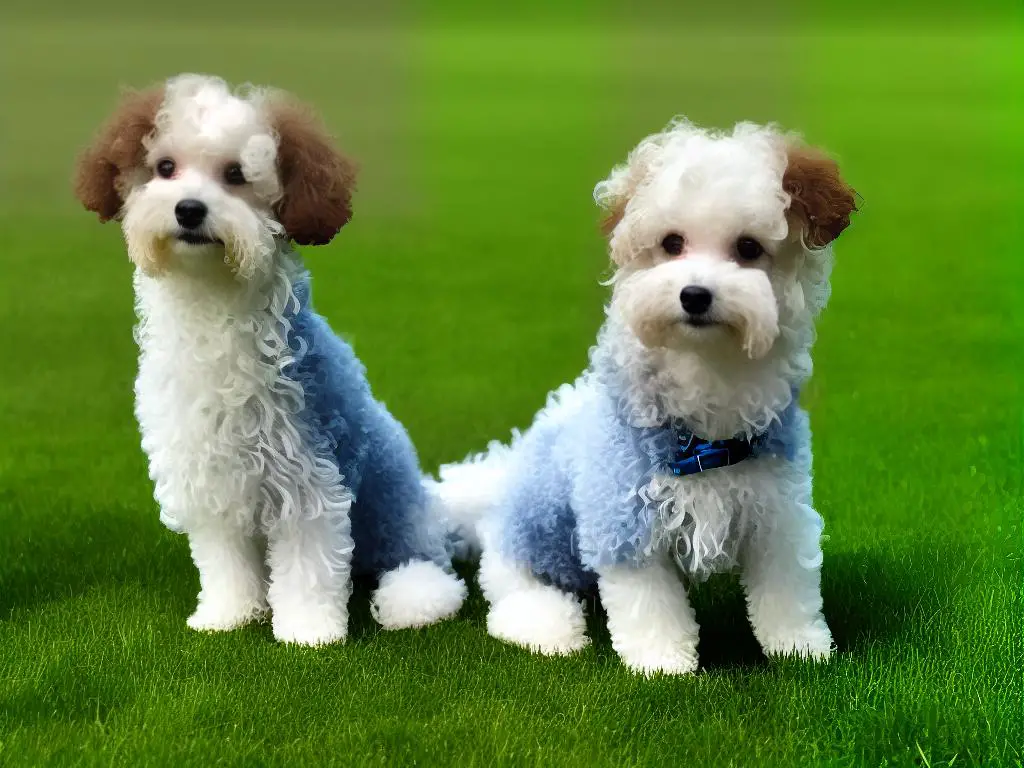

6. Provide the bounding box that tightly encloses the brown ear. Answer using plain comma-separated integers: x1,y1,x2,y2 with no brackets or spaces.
268,96,357,246
599,205,626,238
594,128,675,243
783,144,858,248
73,86,164,222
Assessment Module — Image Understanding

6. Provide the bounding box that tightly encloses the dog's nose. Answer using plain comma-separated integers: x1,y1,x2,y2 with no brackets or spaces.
680,285,713,315
174,199,208,229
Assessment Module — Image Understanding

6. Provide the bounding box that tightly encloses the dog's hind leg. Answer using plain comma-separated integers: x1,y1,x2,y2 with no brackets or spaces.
479,520,590,656
185,518,268,633
266,512,353,646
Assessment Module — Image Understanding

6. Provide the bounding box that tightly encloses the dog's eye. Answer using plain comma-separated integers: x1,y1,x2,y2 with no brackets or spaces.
661,233,685,255
155,158,176,179
223,163,247,186
735,236,764,261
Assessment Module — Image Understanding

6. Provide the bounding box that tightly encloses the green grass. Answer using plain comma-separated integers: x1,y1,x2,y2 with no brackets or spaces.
0,4,1022,765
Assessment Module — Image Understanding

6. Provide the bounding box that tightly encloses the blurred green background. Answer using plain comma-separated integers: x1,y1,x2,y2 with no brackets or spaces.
0,1,1021,765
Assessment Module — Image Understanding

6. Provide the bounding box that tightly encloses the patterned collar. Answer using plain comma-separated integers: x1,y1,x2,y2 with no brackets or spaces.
666,426,766,477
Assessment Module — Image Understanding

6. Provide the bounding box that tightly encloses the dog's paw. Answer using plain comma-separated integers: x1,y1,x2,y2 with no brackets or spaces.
759,620,835,660
186,598,267,633
371,560,467,630
487,588,590,656
616,644,699,676
271,610,348,647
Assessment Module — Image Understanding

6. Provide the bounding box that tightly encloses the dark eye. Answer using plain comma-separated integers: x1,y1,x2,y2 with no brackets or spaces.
223,162,247,186
155,158,175,179
661,233,684,255
735,236,764,261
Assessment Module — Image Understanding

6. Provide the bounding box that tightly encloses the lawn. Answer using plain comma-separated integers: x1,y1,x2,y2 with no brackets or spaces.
0,2,1021,766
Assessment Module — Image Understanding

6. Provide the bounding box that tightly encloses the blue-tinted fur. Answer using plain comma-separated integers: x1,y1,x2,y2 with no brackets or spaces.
285,275,449,575
495,336,804,591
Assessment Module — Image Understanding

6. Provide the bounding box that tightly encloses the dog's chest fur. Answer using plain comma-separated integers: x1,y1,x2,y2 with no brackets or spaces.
603,335,799,577
131,266,347,532
642,458,779,577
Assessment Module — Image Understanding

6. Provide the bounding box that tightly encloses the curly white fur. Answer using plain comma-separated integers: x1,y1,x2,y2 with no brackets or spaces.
134,255,357,646
114,74,465,645
128,79,355,645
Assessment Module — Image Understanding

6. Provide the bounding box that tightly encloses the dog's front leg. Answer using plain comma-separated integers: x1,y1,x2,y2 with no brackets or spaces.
597,558,699,675
266,513,353,646
186,520,268,632
741,498,834,660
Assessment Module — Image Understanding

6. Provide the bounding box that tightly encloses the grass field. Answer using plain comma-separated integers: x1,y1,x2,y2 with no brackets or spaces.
0,2,1021,765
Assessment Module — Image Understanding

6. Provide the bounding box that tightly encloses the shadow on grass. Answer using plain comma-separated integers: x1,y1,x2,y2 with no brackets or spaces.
823,545,941,654
474,544,947,671
0,493,192,618
201,542,954,660
685,545,936,669
0,491,477,646
1,656,136,727
694,544,949,668
0,487,947,665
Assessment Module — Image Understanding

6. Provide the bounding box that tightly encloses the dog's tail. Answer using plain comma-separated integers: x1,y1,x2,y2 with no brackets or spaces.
426,435,519,561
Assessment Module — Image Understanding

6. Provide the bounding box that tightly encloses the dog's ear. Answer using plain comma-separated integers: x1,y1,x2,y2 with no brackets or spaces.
74,86,164,222
267,95,357,246
595,165,634,239
594,140,663,240
783,143,858,248
594,126,677,251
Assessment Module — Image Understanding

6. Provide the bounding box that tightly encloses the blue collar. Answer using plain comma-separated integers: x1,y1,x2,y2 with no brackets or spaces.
666,427,765,477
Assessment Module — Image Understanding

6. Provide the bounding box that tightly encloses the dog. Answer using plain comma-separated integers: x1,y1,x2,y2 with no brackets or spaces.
434,118,857,674
74,73,466,646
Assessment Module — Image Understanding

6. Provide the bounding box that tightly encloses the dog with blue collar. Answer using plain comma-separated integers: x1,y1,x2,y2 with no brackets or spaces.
435,118,857,675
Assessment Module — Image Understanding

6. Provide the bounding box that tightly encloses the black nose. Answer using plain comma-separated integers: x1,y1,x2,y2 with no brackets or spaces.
680,285,713,315
174,199,207,229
